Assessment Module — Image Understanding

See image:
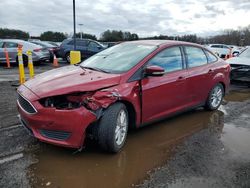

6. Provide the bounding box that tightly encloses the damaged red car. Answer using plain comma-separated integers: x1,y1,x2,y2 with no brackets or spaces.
17,40,230,153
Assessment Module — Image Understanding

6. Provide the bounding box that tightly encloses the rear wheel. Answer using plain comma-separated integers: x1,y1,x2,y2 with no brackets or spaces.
205,83,224,110
97,103,128,153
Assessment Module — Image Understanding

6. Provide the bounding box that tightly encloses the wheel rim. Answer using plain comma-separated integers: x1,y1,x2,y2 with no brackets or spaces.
115,109,128,146
210,86,223,108
66,55,70,62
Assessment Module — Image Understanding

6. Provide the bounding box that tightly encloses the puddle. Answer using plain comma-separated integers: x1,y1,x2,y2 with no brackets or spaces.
225,87,250,102
221,124,250,160
28,110,223,188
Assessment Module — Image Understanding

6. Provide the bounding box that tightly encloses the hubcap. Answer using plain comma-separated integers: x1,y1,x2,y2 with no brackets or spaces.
210,86,223,108
115,109,128,146
66,55,70,62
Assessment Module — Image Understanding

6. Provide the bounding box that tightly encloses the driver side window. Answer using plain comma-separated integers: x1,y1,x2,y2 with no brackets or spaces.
147,47,183,73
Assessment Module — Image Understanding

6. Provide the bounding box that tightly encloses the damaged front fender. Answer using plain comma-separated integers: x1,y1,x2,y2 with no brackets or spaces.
83,89,121,111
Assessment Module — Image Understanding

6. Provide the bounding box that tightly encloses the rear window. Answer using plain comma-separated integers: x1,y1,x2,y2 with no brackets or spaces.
211,45,222,48
185,46,208,68
5,42,18,48
205,50,218,63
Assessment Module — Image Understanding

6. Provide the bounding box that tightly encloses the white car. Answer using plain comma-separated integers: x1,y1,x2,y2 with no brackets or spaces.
0,39,50,66
207,44,231,59
226,47,250,84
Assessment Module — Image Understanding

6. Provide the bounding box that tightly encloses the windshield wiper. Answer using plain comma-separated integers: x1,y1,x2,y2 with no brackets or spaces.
80,65,110,73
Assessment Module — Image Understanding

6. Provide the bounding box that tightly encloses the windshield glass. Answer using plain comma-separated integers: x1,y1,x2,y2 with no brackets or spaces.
80,43,157,73
239,48,250,58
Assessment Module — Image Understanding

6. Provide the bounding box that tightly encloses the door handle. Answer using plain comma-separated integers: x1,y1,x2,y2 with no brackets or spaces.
208,69,214,73
177,76,185,80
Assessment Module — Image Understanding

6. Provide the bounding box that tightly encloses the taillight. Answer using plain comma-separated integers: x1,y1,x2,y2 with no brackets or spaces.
33,48,42,52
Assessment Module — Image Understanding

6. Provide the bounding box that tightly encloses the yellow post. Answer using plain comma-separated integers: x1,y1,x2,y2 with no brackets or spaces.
17,47,26,84
27,50,34,79
70,51,81,65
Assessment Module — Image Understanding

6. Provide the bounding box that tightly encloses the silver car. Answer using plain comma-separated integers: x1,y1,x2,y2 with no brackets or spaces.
0,39,50,66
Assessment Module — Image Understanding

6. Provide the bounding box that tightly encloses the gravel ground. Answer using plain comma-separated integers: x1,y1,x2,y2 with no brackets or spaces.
0,81,19,129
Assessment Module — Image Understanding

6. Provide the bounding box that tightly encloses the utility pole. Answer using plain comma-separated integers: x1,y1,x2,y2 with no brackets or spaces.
78,23,83,39
73,0,76,50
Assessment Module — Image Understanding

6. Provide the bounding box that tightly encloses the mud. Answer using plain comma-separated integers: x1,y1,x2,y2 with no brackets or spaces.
0,68,250,188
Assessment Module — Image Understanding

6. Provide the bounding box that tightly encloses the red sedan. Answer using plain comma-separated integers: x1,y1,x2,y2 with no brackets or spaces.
17,40,230,153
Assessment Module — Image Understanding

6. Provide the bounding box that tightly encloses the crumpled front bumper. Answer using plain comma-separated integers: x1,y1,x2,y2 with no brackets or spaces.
17,85,97,149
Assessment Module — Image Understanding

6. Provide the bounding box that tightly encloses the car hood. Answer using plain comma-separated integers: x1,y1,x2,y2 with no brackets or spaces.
24,65,121,98
226,57,250,66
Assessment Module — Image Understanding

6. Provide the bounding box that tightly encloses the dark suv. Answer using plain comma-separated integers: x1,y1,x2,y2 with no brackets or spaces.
59,38,107,63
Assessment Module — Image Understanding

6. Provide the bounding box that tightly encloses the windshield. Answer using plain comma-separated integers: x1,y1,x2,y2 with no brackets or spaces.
80,43,157,73
239,48,250,58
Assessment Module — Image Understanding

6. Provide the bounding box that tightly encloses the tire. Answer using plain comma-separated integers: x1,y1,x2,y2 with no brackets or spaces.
65,52,70,63
205,83,224,111
97,103,129,153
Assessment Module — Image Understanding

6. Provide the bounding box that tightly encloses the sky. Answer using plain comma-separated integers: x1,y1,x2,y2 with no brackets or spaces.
0,0,250,38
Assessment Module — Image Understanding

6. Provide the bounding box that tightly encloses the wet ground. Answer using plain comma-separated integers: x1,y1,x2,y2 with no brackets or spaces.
0,64,250,188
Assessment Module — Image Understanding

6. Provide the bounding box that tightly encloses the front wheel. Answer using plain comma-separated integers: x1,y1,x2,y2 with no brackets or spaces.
97,103,128,153
205,83,224,111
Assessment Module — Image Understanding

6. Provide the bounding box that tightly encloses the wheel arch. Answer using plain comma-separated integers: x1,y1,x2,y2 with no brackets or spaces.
119,100,137,130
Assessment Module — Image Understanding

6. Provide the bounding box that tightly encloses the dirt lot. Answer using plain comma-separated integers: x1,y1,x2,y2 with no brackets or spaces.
0,64,250,188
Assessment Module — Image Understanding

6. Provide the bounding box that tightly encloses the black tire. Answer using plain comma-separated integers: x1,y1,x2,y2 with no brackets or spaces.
97,103,128,153
65,52,70,63
205,83,224,111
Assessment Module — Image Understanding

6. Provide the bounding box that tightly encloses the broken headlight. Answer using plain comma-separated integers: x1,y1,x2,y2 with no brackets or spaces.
39,92,92,110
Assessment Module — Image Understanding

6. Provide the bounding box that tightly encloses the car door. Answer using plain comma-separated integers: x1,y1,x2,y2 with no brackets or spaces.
76,40,88,58
2,41,18,63
87,41,102,56
141,46,188,123
184,45,210,106
0,41,5,62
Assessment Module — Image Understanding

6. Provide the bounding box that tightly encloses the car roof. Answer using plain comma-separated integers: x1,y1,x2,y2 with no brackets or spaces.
122,40,203,47
2,39,42,49
209,44,228,46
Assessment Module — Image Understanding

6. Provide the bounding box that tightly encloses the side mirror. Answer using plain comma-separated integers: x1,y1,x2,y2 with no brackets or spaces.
145,65,165,77
232,52,239,57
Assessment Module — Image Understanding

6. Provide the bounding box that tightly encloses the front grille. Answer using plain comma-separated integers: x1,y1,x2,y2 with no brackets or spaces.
17,93,37,114
40,129,71,141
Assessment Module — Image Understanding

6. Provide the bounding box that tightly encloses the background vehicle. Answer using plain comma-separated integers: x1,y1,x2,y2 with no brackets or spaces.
30,41,60,62
58,38,107,63
0,39,50,66
17,40,230,153
226,47,250,84
207,44,231,59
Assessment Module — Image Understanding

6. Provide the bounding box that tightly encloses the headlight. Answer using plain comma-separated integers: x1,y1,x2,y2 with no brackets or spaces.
39,92,93,110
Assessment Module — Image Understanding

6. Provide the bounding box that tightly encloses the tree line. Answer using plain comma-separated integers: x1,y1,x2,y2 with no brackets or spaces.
1,26,250,45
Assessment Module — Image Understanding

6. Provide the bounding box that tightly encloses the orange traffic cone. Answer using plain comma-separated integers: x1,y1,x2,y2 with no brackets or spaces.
53,54,59,67
4,47,11,68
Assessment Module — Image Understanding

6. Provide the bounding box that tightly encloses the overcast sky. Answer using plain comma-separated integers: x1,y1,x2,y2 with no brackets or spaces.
0,0,250,38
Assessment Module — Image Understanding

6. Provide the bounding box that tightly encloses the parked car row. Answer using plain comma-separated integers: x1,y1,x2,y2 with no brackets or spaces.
0,38,108,66
205,44,246,59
